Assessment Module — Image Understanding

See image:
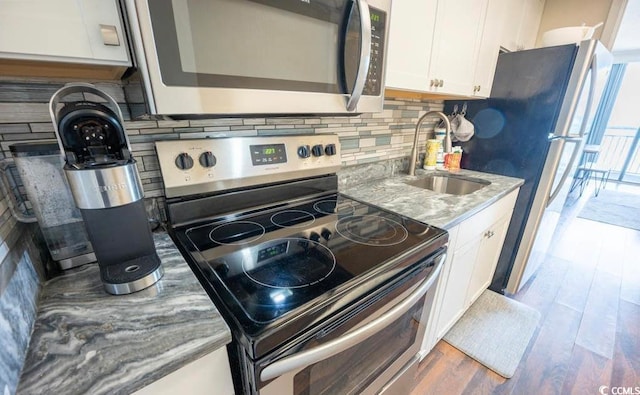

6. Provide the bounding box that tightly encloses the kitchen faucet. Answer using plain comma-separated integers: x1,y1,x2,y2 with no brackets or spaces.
408,111,452,176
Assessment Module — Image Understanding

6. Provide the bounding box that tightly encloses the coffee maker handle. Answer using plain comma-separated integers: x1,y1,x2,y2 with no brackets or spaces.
49,82,131,154
0,159,37,223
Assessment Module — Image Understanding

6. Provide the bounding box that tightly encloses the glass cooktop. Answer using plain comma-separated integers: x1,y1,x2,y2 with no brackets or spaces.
174,193,446,326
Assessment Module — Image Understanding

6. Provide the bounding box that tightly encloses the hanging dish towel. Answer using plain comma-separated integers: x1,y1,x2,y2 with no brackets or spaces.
451,113,475,142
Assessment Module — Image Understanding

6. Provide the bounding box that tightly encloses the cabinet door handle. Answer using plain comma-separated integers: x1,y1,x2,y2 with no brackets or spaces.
430,79,435,88
439,79,444,87
484,230,494,238
100,24,121,46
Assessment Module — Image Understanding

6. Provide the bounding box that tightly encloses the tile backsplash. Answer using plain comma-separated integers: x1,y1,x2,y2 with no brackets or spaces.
0,80,444,199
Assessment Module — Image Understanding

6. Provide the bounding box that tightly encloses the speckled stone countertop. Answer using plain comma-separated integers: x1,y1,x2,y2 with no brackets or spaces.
16,232,231,395
341,169,524,230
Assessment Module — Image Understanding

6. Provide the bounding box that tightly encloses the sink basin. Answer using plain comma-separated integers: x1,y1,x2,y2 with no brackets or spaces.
406,174,490,195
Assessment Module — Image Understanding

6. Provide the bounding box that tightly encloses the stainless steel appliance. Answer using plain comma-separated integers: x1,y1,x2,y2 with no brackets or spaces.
122,0,390,118
50,83,163,295
446,39,612,294
1,142,96,270
156,135,448,394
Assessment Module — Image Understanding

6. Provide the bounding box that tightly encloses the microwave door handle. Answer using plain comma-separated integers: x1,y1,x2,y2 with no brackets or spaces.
345,0,371,111
260,253,445,382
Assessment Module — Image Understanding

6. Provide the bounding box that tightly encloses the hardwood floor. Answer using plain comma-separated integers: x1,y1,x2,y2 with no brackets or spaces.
411,184,640,395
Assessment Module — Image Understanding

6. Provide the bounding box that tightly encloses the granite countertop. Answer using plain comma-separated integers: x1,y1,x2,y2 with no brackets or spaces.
16,232,231,395
341,169,524,230
14,168,522,394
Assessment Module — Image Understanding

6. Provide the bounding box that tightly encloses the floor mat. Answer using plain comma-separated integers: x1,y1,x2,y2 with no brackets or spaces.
577,189,640,231
442,290,540,378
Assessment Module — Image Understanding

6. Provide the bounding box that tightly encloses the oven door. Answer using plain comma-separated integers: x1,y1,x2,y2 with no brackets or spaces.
125,0,389,116
254,251,445,395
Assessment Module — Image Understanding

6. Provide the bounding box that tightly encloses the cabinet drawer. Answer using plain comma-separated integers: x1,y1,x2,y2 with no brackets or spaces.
456,189,518,247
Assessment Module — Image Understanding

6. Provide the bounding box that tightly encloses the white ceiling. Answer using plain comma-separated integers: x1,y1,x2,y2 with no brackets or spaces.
613,0,640,52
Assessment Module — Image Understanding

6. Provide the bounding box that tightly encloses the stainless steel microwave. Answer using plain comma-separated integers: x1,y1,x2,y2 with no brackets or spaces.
122,0,391,118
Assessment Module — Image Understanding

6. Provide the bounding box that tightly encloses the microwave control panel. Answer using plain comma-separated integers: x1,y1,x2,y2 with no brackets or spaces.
363,6,387,96
156,135,341,198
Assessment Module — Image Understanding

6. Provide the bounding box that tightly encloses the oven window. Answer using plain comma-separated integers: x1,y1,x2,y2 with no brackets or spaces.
293,299,424,395
148,0,356,93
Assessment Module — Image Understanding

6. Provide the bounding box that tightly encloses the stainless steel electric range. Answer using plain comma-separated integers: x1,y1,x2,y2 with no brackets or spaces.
156,135,448,395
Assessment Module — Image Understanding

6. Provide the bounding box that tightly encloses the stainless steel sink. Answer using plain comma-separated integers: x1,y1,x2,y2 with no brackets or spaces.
406,174,490,195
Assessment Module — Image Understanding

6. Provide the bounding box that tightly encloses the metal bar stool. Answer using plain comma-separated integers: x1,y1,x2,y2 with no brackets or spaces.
570,144,610,196
587,165,611,196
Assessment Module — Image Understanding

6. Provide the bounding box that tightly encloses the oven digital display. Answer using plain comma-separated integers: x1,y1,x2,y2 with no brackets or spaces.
250,144,287,166
258,241,289,262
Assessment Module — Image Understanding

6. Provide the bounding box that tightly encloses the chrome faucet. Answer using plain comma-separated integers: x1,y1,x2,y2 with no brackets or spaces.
408,111,452,176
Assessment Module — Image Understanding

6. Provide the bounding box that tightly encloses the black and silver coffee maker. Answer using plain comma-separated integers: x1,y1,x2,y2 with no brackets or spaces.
49,83,163,295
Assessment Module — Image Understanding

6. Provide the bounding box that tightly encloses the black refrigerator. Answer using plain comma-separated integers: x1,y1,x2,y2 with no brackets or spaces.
446,40,612,294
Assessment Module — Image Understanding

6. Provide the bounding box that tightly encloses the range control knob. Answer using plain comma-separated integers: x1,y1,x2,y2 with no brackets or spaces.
199,151,217,168
321,228,332,241
311,144,324,157
324,144,337,156
175,153,194,170
309,232,321,243
298,145,311,158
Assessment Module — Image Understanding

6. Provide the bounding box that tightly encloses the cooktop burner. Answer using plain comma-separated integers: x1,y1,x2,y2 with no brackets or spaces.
270,210,316,228
335,215,408,246
313,199,355,216
176,193,445,326
242,237,336,289
209,221,265,245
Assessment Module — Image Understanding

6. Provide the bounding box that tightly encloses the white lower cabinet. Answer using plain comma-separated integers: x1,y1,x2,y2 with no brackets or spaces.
133,347,235,395
420,188,519,356
434,231,479,340
465,214,511,305
421,223,459,354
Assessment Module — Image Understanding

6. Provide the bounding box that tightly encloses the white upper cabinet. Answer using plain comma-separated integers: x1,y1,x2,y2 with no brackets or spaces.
385,0,438,91
385,0,495,97
519,0,545,50
500,0,545,52
427,0,488,96
471,0,506,97
0,0,130,66
385,0,545,97
78,0,130,64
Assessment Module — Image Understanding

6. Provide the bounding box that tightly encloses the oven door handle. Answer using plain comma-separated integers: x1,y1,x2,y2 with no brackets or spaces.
260,253,445,382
